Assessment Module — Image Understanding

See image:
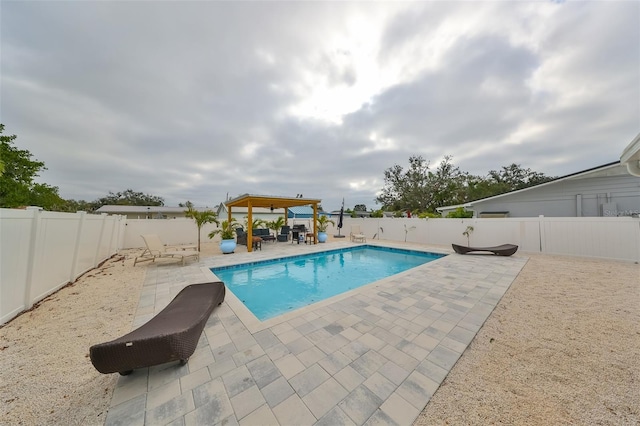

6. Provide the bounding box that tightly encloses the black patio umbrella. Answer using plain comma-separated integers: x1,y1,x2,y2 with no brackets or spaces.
335,199,345,237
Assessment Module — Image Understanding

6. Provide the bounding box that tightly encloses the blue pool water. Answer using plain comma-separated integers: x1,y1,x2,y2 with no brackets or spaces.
211,246,444,320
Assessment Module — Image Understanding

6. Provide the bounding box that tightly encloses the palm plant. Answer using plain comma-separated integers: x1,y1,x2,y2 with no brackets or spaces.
463,225,474,246
244,217,265,230
404,224,416,242
267,216,286,235
316,215,335,232
184,206,219,251
208,218,238,240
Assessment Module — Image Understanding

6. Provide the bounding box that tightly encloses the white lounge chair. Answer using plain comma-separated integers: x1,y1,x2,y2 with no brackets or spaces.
350,225,366,243
134,234,199,266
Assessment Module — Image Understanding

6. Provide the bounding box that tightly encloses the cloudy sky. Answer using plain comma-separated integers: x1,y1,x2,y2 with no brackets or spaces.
2,1,638,211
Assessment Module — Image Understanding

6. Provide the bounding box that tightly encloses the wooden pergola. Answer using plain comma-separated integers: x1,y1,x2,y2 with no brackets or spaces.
225,194,322,252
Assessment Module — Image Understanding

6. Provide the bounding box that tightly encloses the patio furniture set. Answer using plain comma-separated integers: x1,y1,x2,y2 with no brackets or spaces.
237,225,315,246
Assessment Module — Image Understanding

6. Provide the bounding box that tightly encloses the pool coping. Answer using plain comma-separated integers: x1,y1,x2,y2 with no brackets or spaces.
204,242,451,333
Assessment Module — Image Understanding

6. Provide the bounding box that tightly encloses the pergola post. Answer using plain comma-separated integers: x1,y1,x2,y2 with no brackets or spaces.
313,203,318,244
247,200,253,253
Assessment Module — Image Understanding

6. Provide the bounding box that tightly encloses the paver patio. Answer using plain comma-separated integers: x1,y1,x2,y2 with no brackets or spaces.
104,241,527,425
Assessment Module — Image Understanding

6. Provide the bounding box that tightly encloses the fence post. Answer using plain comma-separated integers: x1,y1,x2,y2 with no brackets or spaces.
92,213,108,267
23,206,42,310
106,216,115,255
105,216,120,257
69,211,86,282
538,215,545,253
635,217,640,264
117,216,127,251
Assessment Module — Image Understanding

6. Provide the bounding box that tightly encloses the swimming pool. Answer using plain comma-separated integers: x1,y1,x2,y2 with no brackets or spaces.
211,245,444,320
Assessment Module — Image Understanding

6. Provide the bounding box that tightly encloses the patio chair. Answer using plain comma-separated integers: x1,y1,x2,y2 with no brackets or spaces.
350,225,366,243
134,234,199,266
277,225,290,242
236,227,247,246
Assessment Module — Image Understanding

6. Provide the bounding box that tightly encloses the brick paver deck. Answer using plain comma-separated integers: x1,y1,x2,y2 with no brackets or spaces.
105,241,527,425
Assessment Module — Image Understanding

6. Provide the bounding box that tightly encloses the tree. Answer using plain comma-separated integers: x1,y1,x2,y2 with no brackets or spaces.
377,155,465,213
427,156,466,210
377,155,555,213
488,163,555,192
377,155,429,211
94,189,164,207
446,207,474,218
59,199,95,213
354,204,367,212
0,124,64,209
30,183,67,211
184,204,219,251
460,173,499,202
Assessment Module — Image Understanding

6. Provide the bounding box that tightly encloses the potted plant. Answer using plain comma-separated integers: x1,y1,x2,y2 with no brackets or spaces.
208,219,238,254
316,215,335,243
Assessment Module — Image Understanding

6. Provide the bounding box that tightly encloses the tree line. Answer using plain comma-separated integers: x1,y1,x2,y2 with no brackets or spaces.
375,155,555,216
1,125,555,214
0,125,165,211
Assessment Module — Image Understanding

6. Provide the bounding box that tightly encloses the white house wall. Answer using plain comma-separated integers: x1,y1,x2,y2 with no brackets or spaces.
470,173,639,217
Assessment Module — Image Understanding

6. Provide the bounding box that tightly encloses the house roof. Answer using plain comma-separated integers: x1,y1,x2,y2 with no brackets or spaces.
288,206,314,217
436,161,623,212
95,205,209,214
217,205,278,214
225,193,321,209
620,132,640,176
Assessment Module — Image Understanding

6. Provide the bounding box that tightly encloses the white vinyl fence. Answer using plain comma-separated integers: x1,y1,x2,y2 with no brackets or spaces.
2,210,638,325
122,218,218,249
1,207,125,325
332,216,640,263
120,216,640,263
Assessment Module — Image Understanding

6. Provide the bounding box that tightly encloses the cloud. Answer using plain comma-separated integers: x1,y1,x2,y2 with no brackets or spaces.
1,1,638,211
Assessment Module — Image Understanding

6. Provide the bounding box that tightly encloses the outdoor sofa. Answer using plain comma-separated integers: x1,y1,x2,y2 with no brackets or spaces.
237,228,274,245
253,228,276,242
